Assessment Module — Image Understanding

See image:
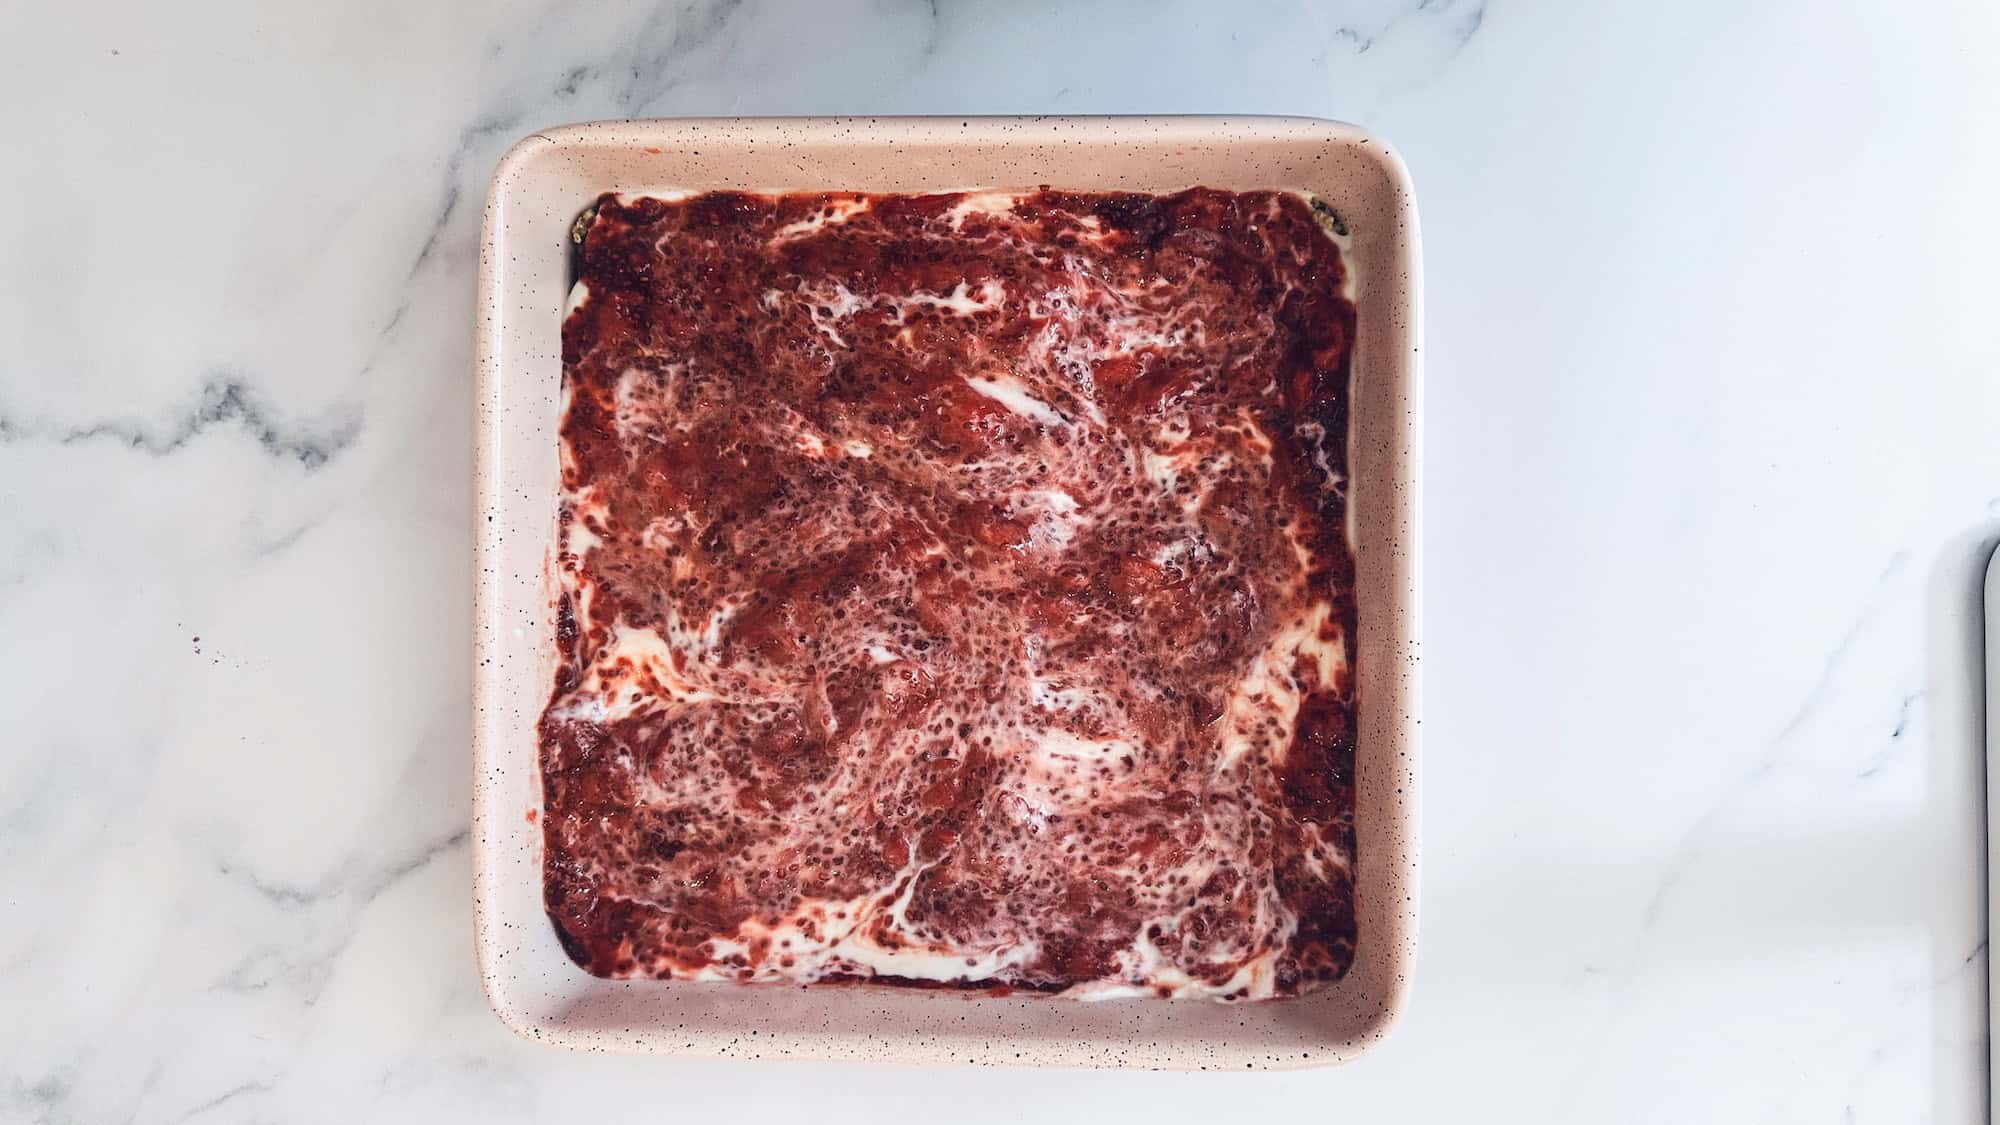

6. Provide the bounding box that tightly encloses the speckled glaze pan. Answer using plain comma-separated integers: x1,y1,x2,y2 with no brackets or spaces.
473,116,1421,1069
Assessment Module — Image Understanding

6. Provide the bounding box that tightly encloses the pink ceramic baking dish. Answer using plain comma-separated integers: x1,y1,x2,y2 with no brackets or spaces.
473,116,1421,1069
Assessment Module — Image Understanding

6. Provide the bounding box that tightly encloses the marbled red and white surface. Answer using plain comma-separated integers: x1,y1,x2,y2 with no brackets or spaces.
543,188,1359,998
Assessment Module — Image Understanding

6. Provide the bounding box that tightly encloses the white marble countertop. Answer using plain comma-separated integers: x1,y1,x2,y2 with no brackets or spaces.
5,0,1998,1120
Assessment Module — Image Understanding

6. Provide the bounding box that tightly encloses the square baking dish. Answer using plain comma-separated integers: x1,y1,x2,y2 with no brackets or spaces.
473,115,1420,1069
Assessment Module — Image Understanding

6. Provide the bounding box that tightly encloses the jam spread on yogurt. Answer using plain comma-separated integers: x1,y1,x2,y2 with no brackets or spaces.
541,186,1358,999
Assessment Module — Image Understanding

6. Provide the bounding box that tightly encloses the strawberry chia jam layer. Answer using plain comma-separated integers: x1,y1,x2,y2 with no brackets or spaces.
540,187,1358,1000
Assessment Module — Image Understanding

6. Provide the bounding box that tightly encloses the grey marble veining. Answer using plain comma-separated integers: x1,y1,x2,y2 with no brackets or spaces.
3,0,1998,1120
